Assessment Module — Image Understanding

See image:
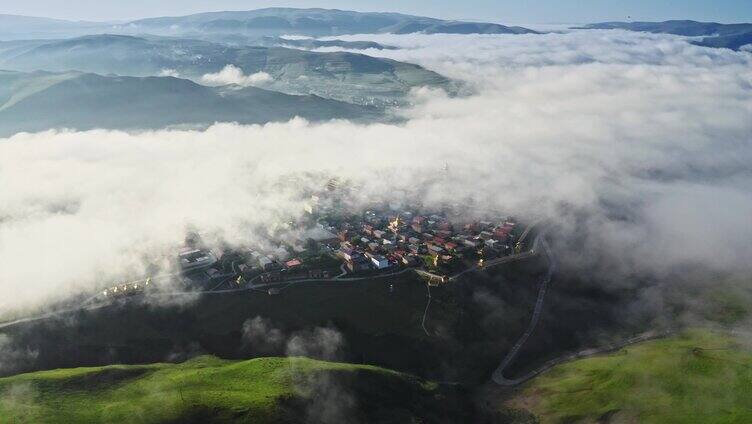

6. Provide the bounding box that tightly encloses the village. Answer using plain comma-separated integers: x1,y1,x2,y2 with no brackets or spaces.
102,194,530,298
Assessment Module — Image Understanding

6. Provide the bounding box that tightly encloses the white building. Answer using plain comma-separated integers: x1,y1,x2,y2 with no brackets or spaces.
178,249,218,272
370,254,389,269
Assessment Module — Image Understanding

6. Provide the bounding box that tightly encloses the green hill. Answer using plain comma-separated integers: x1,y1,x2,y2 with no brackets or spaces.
0,34,451,106
0,70,380,136
506,329,752,423
0,356,485,424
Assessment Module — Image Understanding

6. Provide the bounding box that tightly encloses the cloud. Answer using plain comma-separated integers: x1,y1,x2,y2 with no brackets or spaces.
0,30,751,313
158,68,180,78
241,316,286,354
321,30,752,84
286,327,345,361
199,65,272,87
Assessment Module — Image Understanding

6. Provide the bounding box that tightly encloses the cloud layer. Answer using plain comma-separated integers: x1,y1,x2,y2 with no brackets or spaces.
1,30,751,311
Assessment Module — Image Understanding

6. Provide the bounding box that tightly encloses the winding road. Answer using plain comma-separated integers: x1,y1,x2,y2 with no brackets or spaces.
493,329,673,387
492,233,557,386
489,235,674,387
421,282,432,336
0,268,416,331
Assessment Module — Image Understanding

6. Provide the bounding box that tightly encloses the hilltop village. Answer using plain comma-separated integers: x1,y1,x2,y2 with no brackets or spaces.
103,194,530,298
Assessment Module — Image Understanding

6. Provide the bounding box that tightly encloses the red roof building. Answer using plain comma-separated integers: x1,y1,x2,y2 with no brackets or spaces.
285,259,302,268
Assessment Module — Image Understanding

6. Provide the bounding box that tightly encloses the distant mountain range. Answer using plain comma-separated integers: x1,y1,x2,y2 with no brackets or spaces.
0,8,536,40
0,70,380,136
578,20,752,50
0,14,106,39
125,8,538,37
0,34,451,106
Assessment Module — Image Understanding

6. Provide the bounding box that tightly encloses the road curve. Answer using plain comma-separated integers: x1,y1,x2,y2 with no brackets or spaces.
421,282,432,336
492,329,673,387
492,234,557,385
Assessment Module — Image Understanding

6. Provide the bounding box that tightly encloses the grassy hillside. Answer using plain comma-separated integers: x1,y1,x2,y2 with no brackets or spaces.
0,71,379,136
0,35,451,106
0,355,483,423
0,258,549,385
507,329,752,423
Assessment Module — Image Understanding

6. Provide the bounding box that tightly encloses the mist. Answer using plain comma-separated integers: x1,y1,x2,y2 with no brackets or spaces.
1,30,751,312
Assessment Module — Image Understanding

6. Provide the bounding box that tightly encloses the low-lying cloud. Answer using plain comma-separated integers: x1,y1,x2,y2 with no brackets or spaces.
0,30,751,312
200,64,272,87
158,68,180,78
241,316,345,361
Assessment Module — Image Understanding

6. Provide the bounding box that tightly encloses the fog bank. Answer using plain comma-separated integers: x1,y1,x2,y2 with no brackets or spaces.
1,30,751,311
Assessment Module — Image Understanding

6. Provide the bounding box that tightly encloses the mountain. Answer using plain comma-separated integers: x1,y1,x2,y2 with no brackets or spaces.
693,32,752,50
578,20,752,36
0,34,451,105
0,70,380,136
125,7,537,36
0,356,492,423
578,20,752,51
0,14,109,40
0,14,85,31
0,9,536,41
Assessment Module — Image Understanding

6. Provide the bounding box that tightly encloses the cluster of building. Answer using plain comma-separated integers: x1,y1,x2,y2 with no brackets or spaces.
170,225,342,288
101,278,150,298
165,206,522,292
324,209,521,275
234,248,335,284
100,196,526,300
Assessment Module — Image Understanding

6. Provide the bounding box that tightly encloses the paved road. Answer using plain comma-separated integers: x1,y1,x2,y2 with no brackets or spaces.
0,268,417,330
421,282,432,336
0,224,542,332
447,249,536,282
0,302,110,330
415,227,543,339
489,235,675,387
492,329,673,387
492,233,557,385
516,219,538,246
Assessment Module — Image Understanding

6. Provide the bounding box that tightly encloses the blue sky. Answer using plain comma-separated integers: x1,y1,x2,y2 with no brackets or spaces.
2,0,751,24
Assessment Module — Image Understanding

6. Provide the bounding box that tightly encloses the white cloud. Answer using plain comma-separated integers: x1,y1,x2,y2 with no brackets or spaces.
158,68,180,77
200,65,272,87
1,31,751,311
280,35,314,40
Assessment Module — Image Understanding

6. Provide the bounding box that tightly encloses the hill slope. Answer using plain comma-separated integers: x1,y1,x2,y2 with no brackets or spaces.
0,356,487,423
578,20,752,51
506,329,752,423
0,34,450,105
0,71,379,136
